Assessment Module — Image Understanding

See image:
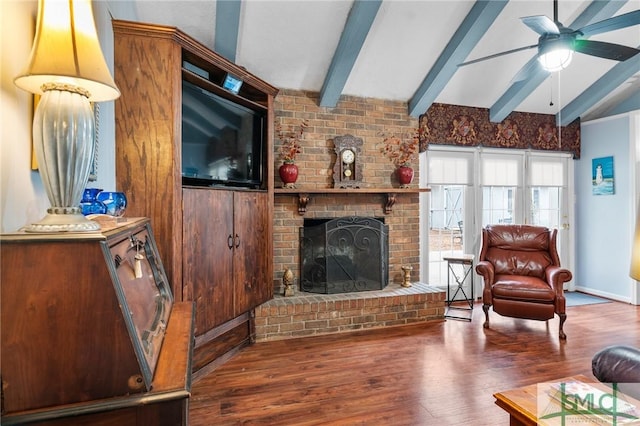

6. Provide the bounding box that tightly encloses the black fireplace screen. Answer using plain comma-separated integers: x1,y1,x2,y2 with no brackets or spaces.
300,216,389,294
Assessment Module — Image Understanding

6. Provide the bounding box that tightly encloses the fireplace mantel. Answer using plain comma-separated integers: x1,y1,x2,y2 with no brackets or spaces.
274,188,430,215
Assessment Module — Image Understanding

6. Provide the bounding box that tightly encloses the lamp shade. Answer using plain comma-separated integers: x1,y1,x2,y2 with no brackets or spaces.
14,0,120,102
630,207,640,281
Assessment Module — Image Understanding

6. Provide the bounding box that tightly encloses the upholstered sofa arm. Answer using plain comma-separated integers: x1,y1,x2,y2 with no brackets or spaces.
592,345,640,383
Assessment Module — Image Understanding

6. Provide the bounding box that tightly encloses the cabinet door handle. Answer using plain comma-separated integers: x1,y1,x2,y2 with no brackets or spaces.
227,234,233,250
234,234,240,248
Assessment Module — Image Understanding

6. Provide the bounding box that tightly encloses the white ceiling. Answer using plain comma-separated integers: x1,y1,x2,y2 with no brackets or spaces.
116,0,640,122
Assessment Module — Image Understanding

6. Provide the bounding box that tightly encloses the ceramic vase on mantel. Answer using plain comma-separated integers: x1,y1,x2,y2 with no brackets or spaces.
397,165,414,188
279,162,299,189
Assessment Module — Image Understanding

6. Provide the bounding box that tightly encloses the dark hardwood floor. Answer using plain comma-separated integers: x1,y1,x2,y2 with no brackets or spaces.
189,299,639,425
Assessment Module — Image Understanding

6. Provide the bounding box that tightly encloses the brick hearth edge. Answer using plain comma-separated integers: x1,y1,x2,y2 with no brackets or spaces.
254,282,446,342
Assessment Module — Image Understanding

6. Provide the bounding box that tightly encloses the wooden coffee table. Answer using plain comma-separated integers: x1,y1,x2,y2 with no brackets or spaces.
494,374,640,426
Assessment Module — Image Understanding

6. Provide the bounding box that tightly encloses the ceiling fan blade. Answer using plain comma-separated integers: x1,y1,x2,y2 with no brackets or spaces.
574,39,640,61
577,10,640,38
458,44,538,67
510,59,548,83
521,15,559,35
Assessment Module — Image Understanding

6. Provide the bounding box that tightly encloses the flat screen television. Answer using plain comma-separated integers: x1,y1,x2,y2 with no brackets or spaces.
181,78,266,189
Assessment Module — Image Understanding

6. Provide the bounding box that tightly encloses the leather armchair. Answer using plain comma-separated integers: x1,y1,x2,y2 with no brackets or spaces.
592,345,640,399
475,224,573,339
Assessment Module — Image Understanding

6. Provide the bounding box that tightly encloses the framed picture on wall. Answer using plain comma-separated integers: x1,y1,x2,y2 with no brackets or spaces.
592,156,614,196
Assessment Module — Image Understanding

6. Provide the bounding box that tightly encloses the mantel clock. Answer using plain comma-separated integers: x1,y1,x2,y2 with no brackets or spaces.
332,134,364,188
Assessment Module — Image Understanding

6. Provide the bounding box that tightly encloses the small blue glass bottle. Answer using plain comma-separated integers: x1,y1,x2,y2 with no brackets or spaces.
80,188,107,215
96,191,127,217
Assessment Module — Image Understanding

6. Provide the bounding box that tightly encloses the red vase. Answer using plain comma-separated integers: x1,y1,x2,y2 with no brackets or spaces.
279,163,299,188
397,166,414,187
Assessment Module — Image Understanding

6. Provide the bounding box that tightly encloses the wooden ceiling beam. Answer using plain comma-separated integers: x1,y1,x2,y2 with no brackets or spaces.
319,0,382,108
215,0,242,62
408,1,508,117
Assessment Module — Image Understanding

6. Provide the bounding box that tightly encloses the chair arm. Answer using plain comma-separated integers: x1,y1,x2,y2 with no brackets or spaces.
475,261,494,283
545,265,572,292
475,261,495,303
592,345,640,383
545,266,571,314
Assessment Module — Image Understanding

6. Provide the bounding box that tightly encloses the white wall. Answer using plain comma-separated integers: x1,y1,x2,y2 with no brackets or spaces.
0,1,136,233
575,113,638,303
630,112,640,305
1,0,44,232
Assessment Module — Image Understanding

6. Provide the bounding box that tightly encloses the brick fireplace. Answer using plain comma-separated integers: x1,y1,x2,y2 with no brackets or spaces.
273,191,420,292
257,190,445,342
256,89,446,341
271,91,426,290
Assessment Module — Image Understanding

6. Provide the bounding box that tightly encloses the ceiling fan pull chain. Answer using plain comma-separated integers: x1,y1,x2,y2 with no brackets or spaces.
557,73,562,149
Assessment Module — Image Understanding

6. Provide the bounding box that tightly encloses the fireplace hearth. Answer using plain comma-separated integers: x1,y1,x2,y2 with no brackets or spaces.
300,216,389,294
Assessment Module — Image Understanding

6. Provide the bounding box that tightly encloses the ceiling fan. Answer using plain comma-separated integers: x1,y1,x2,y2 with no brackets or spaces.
460,0,640,75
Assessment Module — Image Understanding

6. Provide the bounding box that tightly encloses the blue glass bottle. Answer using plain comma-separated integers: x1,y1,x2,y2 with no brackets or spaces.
96,191,127,217
80,188,107,215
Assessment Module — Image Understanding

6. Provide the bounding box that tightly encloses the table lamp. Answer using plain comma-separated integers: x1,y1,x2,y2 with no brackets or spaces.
14,0,120,232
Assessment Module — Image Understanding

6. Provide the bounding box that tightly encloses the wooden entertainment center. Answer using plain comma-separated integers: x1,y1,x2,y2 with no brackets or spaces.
113,20,278,375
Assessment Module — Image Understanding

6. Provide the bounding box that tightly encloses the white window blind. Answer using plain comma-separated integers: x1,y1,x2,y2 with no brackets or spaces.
529,157,567,186
481,156,520,186
427,151,473,185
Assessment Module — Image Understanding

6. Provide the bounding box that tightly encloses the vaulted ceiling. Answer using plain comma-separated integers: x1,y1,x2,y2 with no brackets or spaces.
115,0,640,124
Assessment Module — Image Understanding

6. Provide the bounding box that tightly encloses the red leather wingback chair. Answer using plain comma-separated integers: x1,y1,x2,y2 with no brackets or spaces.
475,225,573,339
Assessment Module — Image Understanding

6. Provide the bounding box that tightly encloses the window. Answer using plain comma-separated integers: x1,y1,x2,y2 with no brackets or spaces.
420,148,573,289
480,152,522,227
422,149,474,286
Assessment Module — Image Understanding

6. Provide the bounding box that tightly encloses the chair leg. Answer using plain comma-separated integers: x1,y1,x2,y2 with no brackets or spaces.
559,313,567,340
483,304,490,328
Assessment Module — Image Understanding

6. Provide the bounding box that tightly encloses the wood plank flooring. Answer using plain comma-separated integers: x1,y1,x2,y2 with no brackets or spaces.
189,299,639,425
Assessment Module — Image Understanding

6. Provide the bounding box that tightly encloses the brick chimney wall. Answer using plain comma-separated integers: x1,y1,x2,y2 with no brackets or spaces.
273,90,421,292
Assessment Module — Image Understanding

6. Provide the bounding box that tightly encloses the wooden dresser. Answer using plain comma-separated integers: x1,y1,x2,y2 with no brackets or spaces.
1,218,194,425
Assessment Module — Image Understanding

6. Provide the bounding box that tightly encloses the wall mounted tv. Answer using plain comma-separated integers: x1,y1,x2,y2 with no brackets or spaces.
181,78,266,189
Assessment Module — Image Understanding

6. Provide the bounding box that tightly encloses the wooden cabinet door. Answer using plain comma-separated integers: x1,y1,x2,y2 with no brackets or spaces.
233,191,271,315
183,188,234,334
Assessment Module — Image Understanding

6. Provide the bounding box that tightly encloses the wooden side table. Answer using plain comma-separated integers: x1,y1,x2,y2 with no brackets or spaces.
442,254,474,321
494,374,640,426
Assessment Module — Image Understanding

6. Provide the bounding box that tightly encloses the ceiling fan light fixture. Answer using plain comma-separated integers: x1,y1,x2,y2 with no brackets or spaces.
537,35,574,72
538,48,573,71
